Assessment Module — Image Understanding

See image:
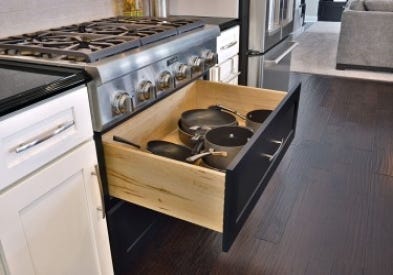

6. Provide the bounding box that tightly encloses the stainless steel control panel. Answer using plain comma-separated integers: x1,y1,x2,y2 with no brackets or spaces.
86,25,219,132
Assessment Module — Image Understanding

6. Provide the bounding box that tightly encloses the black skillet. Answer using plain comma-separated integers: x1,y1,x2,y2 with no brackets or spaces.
179,108,237,134
146,140,192,162
113,136,192,162
178,108,238,153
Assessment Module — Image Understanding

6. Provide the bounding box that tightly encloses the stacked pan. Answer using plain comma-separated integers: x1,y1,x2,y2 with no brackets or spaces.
114,105,272,170
177,105,272,170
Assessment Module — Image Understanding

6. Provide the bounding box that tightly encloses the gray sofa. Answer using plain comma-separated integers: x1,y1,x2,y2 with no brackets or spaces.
336,0,393,72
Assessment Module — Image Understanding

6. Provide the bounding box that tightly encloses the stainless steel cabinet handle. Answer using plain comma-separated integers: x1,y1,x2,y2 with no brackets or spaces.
266,42,299,65
261,138,285,161
15,120,75,153
91,165,106,219
220,41,237,50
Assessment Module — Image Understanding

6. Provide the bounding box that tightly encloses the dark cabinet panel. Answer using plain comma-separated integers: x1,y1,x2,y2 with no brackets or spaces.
223,83,300,251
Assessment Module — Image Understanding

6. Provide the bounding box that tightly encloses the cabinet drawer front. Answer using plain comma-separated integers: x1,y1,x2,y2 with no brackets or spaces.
217,26,240,63
222,84,301,251
209,55,239,84
0,86,92,189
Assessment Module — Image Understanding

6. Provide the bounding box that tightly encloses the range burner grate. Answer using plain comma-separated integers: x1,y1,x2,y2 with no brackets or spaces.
0,32,141,62
93,16,205,33
50,22,178,45
0,17,205,63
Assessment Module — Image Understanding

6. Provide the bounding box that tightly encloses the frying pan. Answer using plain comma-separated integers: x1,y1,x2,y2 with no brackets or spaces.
186,126,253,170
146,140,193,162
246,109,273,131
177,120,207,147
179,108,238,134
210,104,272,132
113,135,193,162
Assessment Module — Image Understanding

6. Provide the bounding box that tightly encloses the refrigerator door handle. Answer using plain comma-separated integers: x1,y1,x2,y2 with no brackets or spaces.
265,42,298,65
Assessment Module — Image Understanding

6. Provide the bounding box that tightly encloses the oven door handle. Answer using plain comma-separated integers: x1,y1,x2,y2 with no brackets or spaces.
265,42,299,65
15,120,75,153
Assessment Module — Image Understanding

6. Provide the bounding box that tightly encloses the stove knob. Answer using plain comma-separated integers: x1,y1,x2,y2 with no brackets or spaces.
175,64,191,81
190,56,205,75
157,71,174,91
112,92,132,115
137,80,155,101
204,51,218,67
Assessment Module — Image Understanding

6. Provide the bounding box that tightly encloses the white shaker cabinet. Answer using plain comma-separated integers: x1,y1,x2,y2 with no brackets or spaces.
0,140,112,275
0,86,113,275
209,25,240,85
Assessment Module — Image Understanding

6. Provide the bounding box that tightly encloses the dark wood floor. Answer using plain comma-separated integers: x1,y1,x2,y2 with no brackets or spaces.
126,74,393,275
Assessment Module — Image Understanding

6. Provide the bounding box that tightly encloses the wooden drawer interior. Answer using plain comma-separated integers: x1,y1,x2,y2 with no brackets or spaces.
102,80,286,233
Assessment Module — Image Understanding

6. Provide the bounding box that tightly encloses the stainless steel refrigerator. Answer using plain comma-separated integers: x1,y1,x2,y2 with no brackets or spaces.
247,0,298,92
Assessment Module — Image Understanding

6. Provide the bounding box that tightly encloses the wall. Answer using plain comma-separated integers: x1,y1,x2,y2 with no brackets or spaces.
169,0,238,18
0,0,122,37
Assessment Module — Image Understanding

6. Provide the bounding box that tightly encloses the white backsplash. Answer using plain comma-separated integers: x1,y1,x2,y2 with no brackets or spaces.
0,0,123,37
169,0,238,18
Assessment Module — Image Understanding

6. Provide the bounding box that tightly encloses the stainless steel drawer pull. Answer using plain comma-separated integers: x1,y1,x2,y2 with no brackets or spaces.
15,120,75,153
220,41,237,50
91,165,106,219
261,138,284,161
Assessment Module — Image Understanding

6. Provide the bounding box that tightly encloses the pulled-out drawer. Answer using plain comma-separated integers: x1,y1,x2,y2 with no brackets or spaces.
102,80,300,251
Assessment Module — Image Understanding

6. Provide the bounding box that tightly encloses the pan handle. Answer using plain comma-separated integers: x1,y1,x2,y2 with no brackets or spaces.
113,135,141,149
191,138,204,155
186,149,227,163
209,104,247,120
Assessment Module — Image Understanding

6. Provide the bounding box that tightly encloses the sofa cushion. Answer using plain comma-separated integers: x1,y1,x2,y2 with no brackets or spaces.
350,0,366,10
364,0,393,11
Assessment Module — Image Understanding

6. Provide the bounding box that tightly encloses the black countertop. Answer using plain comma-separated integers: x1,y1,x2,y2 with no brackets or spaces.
174,16,239,31
0,60,88,117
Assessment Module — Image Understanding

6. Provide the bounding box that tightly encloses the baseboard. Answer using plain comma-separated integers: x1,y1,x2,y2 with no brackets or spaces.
336,63,393,73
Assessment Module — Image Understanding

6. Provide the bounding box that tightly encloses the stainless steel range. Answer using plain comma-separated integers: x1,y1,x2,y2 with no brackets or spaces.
0,17,220,132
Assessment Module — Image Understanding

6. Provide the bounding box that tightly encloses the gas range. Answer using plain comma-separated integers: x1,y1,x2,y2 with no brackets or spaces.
0,17,220,131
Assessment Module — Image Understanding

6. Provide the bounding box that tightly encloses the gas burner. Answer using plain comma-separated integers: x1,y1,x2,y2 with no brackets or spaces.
51,22,178,45
0,32,141,62
98,16,205,33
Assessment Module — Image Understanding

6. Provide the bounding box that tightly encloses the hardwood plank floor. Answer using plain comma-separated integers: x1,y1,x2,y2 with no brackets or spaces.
125,74,393,275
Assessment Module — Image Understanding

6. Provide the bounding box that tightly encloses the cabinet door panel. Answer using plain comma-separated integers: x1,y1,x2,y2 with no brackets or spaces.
0,141,111,275
18,171,99,275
